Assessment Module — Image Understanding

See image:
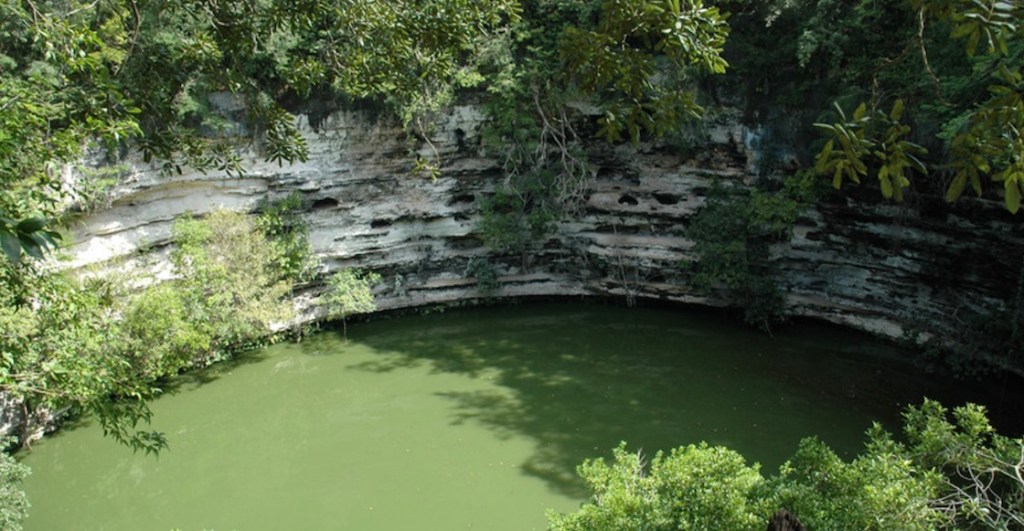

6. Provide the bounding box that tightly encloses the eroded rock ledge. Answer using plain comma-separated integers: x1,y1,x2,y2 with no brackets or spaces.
67,105,1024,359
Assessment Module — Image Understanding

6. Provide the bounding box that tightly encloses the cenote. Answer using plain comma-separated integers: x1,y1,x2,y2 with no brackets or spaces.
18,302,1023,530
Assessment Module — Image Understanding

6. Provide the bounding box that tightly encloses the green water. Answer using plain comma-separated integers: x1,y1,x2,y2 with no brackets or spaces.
18,302,1021,531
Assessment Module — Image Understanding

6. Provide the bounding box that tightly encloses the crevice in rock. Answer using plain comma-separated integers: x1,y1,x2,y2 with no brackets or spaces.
312,197,339,210
447,194,476,206
653,192,679,205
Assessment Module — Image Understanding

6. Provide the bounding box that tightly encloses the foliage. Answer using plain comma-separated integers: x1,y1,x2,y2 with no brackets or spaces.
67,164,130,214
815,100,928,202
686,172,818,331
551,400,1021,530
478,172,559,257
767,432,943,530
0,442,29,531
0,217,61,266
255,192,316,284
796,0,1024,211
121,283,212,381
0,263,164,453
903,399,1024,529
561,0,729,144
465,257,501,295
476,0,731,257
0,208,306,457
324,269,381,336
548,442,765,530
0,0,520,264
171,210,294,352
0,0,140,262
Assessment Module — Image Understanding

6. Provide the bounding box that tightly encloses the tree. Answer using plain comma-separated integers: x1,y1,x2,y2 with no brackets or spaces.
560,0,730,143
0,0,520,263
811,0,1024,212
0,444,29,531
548,441,766,530
549,401,1023,530
324,269,381,338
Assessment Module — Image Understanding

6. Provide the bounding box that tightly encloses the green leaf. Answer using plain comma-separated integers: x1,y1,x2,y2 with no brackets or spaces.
0,231,21,264
879,167,893,199
890,99,905,122
1005,178,1021,213
946,172,968,202
16,216,46,234
18,234,43,259
853,102,867,121
820,139,834,162
970,172,983,196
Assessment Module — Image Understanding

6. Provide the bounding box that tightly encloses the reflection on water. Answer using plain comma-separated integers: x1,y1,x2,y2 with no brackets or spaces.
19,302,1023,531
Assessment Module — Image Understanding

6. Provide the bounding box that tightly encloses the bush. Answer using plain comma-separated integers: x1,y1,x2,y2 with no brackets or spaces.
548,442,766,531
171,210,293,352
767,433,942,530
0,445,29,531
324,269,381,336
550,401,1021,530
0,208,310,456
121,283,212,380
686,172,819,331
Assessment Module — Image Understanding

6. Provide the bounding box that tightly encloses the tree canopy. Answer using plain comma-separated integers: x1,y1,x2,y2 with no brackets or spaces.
0,0,520,262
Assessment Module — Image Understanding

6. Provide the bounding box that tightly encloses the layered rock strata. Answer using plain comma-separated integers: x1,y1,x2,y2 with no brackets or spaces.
67,105,1024,356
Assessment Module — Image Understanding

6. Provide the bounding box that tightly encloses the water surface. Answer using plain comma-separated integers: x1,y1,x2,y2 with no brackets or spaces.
19,302,1021,530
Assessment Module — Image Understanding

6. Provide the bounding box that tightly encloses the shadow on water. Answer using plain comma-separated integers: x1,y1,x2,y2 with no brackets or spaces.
158,348,271,396
21,349,273,455
324,302,1024,500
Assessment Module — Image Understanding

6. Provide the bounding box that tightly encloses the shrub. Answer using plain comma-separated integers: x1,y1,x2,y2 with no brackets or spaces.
0,444,29,531
548,442,766,531
324,269,381,336
551,401,1019,530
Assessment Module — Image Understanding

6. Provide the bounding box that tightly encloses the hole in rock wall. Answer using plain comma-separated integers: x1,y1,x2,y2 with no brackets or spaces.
618,195,639,206
370,219,392,229
447,194,476,206
455,128,467,150
312,197,339,210
652,193,680,205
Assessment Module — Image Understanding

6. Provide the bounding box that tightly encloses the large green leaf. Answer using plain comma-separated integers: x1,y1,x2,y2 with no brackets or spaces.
16,216,46,234
0,231,21,264
1005,178,1021,214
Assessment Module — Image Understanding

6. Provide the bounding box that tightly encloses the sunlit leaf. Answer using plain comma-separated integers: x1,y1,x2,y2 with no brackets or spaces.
946,172,968,202
1005,178,1021,213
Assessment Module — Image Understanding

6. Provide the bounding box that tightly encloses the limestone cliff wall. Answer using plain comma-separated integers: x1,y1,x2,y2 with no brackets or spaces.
66,105,1024,349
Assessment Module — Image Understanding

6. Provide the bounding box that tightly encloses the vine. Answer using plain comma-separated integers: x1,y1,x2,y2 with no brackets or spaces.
686,171,819,331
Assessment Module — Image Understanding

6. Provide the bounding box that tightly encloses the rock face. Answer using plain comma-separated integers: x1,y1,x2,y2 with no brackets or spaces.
67,105,1024,359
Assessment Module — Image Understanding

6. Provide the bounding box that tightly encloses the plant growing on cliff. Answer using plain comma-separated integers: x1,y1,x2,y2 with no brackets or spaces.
255,193,317,285
171,210,294,353
478,171,560,261
0,208,309,458
0,263,164,453
324,269,381,337
475,0,731,259
686,172,818,331
465,256,501,295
